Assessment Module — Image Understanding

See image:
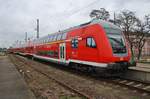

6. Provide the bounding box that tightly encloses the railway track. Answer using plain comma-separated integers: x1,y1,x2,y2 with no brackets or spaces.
10,54,150,98
9,55,92,99
110,78,150,95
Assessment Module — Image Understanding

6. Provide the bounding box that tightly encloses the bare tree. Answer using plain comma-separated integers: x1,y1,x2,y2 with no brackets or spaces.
134,15,150,60
90,8,110,20
117,10,150,61
117,10,137,61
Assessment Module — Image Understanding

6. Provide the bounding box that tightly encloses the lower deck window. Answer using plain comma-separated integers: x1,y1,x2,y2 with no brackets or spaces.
37,50,58,57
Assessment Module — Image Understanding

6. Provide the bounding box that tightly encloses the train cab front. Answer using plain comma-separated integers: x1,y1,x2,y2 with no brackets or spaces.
96,22,131,76
106,28,130,70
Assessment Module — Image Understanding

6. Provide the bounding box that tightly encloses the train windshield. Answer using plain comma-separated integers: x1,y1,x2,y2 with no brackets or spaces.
105,28,126,54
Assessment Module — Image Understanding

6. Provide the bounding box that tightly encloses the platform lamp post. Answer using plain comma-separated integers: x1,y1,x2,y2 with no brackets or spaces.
36,19,39,39
25,32,27,42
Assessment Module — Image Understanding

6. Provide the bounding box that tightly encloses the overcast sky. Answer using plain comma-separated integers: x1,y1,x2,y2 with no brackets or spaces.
0,0,150,48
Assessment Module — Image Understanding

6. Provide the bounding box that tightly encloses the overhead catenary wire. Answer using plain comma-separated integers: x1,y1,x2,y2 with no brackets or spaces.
15,0,101,46
65,0,100,17
46,0,100,33
48,0,100,24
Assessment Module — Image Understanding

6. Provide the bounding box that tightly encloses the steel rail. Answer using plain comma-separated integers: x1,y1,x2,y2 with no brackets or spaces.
10,55,92,99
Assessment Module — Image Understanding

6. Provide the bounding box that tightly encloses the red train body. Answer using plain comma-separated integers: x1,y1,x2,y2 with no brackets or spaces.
9,20,131,75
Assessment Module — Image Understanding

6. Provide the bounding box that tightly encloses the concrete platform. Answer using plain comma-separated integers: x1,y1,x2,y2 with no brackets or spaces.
122,63,150,83
0,56,36,99
129,63,150,72
137,63,150,68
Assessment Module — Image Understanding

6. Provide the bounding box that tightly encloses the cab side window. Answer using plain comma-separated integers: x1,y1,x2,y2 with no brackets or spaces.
86,37,96,48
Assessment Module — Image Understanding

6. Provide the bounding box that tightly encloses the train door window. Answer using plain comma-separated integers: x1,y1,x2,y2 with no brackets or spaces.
61,46,64,58
86,37,96,48
71,38,78,48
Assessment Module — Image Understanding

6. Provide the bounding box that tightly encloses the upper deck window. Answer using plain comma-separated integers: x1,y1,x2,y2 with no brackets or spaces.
53,34,58,41
51,35,55,41
57,33,62,40
48,36,52,42
62,33,67,40
71,38,78,48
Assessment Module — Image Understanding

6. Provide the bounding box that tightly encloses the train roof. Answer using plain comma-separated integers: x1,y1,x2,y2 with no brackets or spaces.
92,19,121,30
47,19,121,36
34,19,122,42
58,19,121,34
13,19,122,48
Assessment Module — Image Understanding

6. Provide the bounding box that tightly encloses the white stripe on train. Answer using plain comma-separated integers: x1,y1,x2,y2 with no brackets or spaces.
33,54,108,68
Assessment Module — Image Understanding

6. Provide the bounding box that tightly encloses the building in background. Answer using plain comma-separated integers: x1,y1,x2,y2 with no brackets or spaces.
125,33,150,59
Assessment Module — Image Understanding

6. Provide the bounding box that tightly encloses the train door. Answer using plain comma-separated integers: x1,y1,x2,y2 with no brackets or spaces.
71,38,78,59
59,43,66,62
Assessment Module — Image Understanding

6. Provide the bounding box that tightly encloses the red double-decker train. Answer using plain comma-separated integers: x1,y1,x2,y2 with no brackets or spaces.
9,19,131,76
